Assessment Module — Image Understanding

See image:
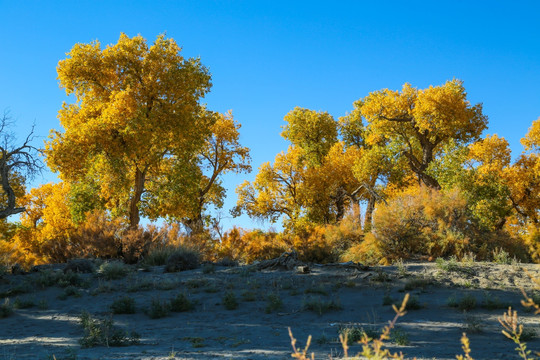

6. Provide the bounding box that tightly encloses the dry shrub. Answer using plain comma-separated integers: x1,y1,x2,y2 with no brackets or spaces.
291,225,347,263
69,210,124,259
118,226,161,264
340,233,386,265
373,186,528,262
519,222,540,263
216,227,288,264
149,224,215,262
164,247,200,272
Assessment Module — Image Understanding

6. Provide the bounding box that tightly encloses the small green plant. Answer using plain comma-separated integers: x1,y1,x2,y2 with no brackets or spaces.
340,326,381,343
492,247,511,265
315,333,331,345
110,296,136,314
371,268,391,282
98,261,130,280
13,297,35,309
405,295,423,310
202,263,216,274
436,256,460,272
165,247,200,272
394,258,408,277
37,299,49,310
390,327,410,345
143,245,178,266
58,286,82,300
79,311,139,348
35,270,62,288
0,281,33,297
302,296,342,315
304,284,328,296
170,293,194,312
265,293,283,313
382,293,395,306
182,336,206,348
403,277,431,291
223,291,238,310
0,298,14,318
146,298,170,319
463,313,484,334
448,294,477,311
481,294,511,310
460,252,477,265
58,272,90,288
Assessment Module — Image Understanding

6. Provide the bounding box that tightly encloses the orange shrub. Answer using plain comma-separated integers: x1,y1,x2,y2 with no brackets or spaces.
340,232,386,265
372,185,529,261
216,227,288,264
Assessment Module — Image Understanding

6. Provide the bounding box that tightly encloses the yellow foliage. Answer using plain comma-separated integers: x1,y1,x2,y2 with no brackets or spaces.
46,33,213,228
468,134,511,175
359,79,487,189
216,227,288,264
372,185,528,261
521,117,540,152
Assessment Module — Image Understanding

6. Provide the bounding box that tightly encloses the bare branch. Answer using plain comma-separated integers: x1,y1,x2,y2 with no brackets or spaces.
0,112,43,219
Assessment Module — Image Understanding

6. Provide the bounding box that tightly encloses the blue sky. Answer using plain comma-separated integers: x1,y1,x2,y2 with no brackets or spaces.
1,1,539,230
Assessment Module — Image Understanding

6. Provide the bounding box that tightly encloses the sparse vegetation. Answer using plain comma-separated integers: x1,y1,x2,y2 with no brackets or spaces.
165,247,200,272
463,313,485,333
265,293,283,313
448,293,477,311
79,311,140,348
13,296,35,309
98,261,130,280
110,296,136,314
223,291,238,310
302,296,342,315
146,298,170,319
0,298,13,318
391,327,410,345
58,286,82,300
405,295,423,310
170,293,194,312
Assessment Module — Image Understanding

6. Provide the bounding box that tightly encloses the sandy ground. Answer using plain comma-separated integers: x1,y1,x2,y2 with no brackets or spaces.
0,260,539,360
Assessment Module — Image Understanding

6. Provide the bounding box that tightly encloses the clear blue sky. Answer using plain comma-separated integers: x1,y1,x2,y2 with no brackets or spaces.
1,1,539,230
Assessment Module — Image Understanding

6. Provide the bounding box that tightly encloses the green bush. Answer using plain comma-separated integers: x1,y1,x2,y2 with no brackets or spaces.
98,261,130,280
165,247,200,272
79,311,139,347
110,296,136,314
223,291,238,310
0,298,13,318
146,298,170,319
170,293,194,312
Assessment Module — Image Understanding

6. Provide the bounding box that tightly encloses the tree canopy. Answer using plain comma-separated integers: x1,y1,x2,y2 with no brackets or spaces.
45,33,214,228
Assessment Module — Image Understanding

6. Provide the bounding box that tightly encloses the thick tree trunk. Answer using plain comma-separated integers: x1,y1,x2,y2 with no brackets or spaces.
0,158,25,219
363,196,376,232
129,168,146,229
334,187,346,223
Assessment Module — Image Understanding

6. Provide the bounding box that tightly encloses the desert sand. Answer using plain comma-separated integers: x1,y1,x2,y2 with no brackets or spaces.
0,259,539,360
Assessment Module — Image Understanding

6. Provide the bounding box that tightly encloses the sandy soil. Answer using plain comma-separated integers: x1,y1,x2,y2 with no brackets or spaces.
0,259,539,360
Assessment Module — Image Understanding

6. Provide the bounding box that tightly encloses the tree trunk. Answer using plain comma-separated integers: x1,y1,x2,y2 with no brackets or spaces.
334,187,346,223
129,168,146,229
0,157,25,219
363,196,376,232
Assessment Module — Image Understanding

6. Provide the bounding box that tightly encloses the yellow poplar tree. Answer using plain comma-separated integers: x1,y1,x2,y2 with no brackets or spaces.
45,33,213,228
147,111,251,233
359,79,487,189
